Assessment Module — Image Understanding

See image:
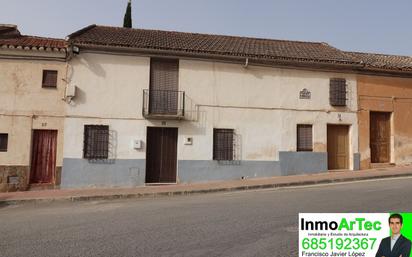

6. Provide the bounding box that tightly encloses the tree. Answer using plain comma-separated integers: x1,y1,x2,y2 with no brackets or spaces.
123,0,132,28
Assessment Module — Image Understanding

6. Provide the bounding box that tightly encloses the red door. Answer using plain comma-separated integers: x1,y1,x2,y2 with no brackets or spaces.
30,130,58,184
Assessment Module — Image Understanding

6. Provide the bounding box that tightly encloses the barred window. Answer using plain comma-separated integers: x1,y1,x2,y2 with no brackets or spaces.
42,70,58,88
0,133,8,152
83,125,109,159
330,78,347,106
297,125,313,152
213,129,234,161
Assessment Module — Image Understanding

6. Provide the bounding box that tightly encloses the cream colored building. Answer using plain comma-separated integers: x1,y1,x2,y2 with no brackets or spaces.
61,25,361,188
0,25,67,192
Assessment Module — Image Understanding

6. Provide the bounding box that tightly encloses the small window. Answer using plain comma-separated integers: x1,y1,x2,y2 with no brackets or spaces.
213,129,234,161
0,134,8,152
297,125,313,152
330,78,347,106
83,125,109,159
42,70,58,88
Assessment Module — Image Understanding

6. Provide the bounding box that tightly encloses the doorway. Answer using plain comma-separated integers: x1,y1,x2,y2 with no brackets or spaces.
145,127,178,183
30,130,58,184
370,112,391,163
327,125,349,170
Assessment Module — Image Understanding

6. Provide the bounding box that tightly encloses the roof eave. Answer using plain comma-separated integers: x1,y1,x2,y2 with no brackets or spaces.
356,67,412,78
71,43,363,72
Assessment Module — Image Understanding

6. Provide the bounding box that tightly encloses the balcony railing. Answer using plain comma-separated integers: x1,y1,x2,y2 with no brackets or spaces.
142,89,185,119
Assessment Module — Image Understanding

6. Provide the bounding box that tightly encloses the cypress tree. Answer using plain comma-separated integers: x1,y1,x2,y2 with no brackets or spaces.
123,0,132,28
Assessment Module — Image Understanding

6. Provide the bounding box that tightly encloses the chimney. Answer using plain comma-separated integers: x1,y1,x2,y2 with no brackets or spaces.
0,24,21,39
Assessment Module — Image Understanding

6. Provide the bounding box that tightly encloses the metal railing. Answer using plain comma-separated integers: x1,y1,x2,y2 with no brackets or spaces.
142,89,185,119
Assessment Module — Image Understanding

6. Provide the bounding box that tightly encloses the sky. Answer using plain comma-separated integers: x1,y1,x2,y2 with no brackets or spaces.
1,0,411,56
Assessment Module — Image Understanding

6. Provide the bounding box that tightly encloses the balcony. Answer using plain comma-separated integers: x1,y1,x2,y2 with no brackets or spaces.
142,89,185,120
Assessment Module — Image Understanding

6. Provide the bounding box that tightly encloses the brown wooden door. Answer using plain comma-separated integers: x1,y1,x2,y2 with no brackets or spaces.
327,125,349,170
370,112,391,163
146,127,178,183
30,130,58,184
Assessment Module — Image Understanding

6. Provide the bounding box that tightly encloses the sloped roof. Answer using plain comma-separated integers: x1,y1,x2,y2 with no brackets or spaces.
0,24,66,52
0,35,66,51
345,51,412,72
68,25,359,66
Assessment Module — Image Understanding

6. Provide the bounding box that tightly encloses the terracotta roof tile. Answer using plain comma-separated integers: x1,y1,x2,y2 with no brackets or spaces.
345,51,412,72
68,25,358,66
0,35,66,51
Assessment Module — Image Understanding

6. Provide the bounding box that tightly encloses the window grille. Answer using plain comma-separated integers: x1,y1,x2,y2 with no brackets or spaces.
42,70,58,88
330,78,347,106
83,125,109,159
297,125,313,152
213,129,234,161
0,133,8,152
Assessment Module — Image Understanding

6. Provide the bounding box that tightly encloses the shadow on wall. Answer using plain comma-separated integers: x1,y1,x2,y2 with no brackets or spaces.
182,113,207,136
182,95,208,135
70,86,87,106
66,56,106,106
79,57,106,78
184,95,199,122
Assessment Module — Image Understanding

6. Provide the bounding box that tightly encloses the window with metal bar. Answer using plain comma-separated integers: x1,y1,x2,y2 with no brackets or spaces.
83,125,109,159
330,78,347,106
0,133,8,152
42,70,58,88
213,129,234,161
297,125,313,152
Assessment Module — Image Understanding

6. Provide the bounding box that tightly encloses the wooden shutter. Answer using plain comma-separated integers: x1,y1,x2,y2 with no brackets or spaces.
297,125,313,151
330,78,347,106
213,129,234,161
83,125,109,159
149,59,179,114
0,133,8,152
42,70,58,88
150,59,178,91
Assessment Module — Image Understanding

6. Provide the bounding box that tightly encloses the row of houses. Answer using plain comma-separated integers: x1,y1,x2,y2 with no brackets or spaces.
1,24,412,192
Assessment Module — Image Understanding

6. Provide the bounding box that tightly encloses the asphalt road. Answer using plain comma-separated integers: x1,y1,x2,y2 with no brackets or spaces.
1,177,412,257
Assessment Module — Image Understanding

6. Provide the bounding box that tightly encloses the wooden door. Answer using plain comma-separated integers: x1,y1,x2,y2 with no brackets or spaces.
146,127,178,183
327,125,349,170
370,112,391,163
30,130,58,184
149,58,179,115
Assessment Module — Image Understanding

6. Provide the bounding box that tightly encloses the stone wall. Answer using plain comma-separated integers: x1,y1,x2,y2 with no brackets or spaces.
0,166,29,192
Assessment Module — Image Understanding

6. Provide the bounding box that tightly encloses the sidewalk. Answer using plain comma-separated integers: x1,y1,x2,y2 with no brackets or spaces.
1,165,412,205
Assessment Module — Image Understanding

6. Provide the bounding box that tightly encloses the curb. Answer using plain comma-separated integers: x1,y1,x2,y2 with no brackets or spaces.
1,172,412,206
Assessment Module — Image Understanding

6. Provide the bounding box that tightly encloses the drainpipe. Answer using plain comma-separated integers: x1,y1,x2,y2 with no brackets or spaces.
243,58,249,68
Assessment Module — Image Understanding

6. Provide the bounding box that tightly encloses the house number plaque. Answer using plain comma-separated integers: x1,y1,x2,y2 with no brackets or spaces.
300,88,311,99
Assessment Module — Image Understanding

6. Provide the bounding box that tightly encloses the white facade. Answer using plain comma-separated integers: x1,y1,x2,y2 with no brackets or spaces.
62,52,359,188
